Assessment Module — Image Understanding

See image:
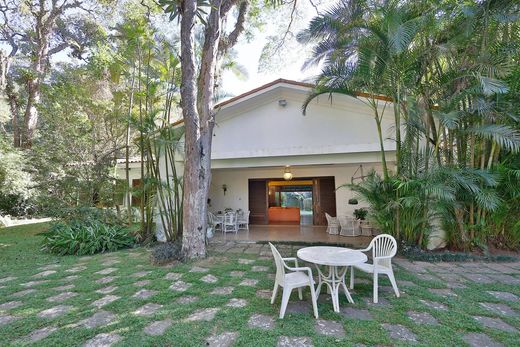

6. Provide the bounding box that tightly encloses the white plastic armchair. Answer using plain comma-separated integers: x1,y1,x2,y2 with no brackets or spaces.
237,210,250,230
325,213,339,235
223,212,238,233
269,243,318,319
350,234,400,303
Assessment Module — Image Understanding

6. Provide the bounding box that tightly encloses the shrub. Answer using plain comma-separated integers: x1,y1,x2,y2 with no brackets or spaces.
42,220,135,256
150,241,183,265
353,208,368,220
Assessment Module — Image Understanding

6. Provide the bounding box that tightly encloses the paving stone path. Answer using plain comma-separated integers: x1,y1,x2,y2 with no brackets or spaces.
462,332,505,347
47,291,77,302
277,336,314,347
226,298,248,308
80,311,117,328
96,286,118,294
315,319,345,338
200,274,218,283
24,326,57,342
407,311,438,325
211,286,234,295
92,295,119,308
132,289,157,299
473,316,518,333
84,332,122,347
206,331,239,347
0,301,22,310
248,313,275,330
382,323,417,342
37,305,73,319
185,308,220,322
144,319,173,336
133,303,163,316
169,281,191,292
176,295,199,304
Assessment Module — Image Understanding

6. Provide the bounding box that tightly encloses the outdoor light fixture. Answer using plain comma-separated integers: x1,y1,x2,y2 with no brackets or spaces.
278,99,287,107
222,184,227,195
283,166,293,180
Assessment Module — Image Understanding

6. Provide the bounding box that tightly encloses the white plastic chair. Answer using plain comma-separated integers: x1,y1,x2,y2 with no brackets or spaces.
237,210,250,230
223,212,238,233
208,212,223,232
325,213,339,235
269,243,319,319
350,234,400,303
339,216,360,236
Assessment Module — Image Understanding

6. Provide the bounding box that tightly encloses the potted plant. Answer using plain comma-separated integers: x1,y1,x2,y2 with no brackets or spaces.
348,198,358,205
353,208,368,221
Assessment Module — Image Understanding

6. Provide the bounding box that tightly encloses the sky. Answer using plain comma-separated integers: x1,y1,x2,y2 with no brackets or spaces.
221,0,334,97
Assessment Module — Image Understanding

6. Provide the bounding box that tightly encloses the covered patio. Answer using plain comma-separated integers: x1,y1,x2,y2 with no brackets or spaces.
211,224,373,248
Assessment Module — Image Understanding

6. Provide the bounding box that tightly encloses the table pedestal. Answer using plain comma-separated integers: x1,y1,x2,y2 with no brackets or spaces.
314,265,354,312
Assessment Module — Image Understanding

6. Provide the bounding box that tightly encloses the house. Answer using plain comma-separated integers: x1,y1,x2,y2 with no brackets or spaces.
207,79,395,228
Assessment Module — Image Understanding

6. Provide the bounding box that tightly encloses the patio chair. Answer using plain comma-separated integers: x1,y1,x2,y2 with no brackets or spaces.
349,234,400,303
269,242,319,319
237,210,250,230
208,212,223,232
339,216,361,237
223,212,238,233
325,213,339,235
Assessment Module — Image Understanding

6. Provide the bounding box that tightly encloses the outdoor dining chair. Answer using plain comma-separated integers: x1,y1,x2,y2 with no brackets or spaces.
208,212,223,232
223,211,238,233
237,210,250,230
349,234,400,303
325,213,339,235
269,242,319,319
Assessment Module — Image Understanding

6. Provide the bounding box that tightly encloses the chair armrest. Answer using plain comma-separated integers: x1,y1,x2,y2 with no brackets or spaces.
282,257,299,267
284,264,313,279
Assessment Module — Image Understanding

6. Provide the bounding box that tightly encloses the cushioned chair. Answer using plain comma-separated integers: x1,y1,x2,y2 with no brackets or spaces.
269,243,319,319
350,234,400,303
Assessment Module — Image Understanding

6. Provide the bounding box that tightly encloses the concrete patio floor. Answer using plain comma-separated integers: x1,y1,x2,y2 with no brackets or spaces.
211,224,373,248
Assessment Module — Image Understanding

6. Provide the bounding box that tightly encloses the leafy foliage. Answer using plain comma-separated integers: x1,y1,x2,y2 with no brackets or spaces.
42,220,135,256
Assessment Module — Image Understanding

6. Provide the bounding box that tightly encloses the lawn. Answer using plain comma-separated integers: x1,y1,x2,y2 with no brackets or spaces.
1,223,519,346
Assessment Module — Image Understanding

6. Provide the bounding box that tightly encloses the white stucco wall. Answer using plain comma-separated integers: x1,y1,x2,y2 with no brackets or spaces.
212,84,396,160
208,162,387,219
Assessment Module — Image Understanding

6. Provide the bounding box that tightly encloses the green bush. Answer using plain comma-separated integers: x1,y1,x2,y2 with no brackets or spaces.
42,220,135,256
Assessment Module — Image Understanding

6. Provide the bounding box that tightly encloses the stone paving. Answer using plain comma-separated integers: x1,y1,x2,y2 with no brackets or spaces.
1,240,519,346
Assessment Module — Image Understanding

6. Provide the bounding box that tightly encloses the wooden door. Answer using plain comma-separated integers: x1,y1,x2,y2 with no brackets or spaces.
248,179,268,224
313,177,337,225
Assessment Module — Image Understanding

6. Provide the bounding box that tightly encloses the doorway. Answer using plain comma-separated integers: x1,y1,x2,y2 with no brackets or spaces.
248,176,336,225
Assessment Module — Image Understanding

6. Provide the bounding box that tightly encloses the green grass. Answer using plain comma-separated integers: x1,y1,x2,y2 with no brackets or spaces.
0,223,519,346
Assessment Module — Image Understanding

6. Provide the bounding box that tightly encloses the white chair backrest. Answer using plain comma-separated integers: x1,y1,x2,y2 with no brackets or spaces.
325,213,336,226
269,242,286,284
243,210,250,222
368,234,397,268
224,212,236,223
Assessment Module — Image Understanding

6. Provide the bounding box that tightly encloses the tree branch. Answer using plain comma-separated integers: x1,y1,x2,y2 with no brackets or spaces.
218,0,249,54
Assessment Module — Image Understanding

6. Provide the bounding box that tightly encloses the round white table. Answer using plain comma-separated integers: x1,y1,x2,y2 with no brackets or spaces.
297,246,367,312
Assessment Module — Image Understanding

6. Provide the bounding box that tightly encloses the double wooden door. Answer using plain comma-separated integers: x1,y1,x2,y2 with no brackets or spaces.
248,177,336,226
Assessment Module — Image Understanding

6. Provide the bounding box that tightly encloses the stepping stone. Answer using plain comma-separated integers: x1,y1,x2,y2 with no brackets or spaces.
419,299,447,311
95,268,118,275
201,274,218,283
363,297,390,306
25,326,57,342
47,291,77,302
480,302,518,317
239,279,258,287
464,273,494,283
92,295,119,308
0,314,19,326
33,270,56,278
133,303,163,316
488,274,520,285
230,271,245,277
341,307,372,320
66,266,87,273
95,276,117,284
315,319,345,338
38,305,73,318
473,316,518,332
226,298,248,308
382,323,417,342
462,332,505,347
238,258,255,265
211,286,234,295
131,271,151,278
0,301,22,310
416,273,439,282
84,332,122,347
176,296,199,304
169,281,192,292
284,301,311,315
101,259,120,266
277,336,313,347
96,286,118,294
190,266,209,273
64,275,79,281
80,311,117,328
132,289,157,300
133,280,150,287
144,319,172,336
487,291,519,302
429,288,457,298
185,307,220,322
206,331,239,347
20,280,49,287
164,272,182,280
11,289,36,297
252,266,269,272
256,289,272,299
248,313,275,330
0,276,16,284
447,282,467,289
407,311,438,324
52,284,75,291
